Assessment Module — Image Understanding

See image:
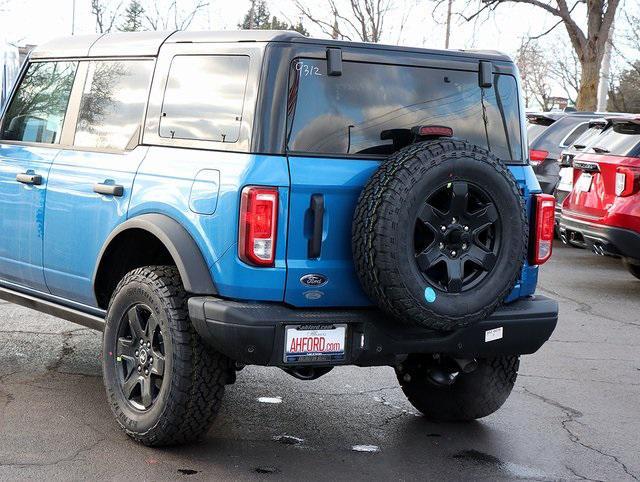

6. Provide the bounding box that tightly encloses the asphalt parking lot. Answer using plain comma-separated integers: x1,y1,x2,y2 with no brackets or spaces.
0,241,638,481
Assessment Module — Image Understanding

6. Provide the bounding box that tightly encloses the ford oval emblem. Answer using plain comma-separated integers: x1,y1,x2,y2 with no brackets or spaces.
300,274,328,287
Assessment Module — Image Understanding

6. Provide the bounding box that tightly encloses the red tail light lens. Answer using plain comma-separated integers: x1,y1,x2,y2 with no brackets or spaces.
531,194,555,265
615,167,640,197
529,149,549,165
239,186,278,266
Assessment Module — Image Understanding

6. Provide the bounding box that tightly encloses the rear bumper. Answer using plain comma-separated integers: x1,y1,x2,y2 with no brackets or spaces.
188,295,559,367
560,216,640,260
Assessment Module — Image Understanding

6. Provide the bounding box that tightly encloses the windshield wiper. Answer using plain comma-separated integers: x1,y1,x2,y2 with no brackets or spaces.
591,146,610,153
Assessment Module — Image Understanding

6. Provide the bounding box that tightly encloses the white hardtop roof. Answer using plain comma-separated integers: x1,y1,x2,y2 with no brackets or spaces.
30,30,304,59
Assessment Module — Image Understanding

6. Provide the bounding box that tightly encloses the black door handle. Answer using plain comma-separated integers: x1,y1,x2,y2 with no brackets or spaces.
308,194,324,259
94,182,124,197
16,173,43,185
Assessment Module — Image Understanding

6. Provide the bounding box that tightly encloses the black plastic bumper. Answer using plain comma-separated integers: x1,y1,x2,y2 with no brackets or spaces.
188,295,558,367
560,215,640,260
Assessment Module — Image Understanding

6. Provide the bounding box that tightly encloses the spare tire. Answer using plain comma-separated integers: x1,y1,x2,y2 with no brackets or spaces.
352,139,528,331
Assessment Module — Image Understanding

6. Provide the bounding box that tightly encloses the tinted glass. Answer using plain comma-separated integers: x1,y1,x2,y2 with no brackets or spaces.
570,125,606,151
0,61,77,144
589,123,640,157
527,123,548,143
160,55,250,143
75,60,153,150
530,116,590,154
559,122,589,148
286,59,523,161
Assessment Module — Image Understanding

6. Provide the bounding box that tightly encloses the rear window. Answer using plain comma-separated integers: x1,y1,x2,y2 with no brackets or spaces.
286,59,523,162
588,122,640,157
570,124,606,151
530,116,589,153
527,123,548,143
559,122,590,148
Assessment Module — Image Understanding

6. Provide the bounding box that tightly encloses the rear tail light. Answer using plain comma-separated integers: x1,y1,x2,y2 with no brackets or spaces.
615,167,640,197
239,186,278,266
530,194,555,265
529,149,548,166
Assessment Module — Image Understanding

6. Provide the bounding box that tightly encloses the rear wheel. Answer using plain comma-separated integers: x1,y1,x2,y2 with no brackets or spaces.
396,355,519,421
102,265,228,446
623,259,640,280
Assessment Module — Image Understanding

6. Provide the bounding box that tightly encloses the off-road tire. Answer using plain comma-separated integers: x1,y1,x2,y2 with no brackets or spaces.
353,139,528,331
623,259,640,280
396,355,519,421
102,265,228,446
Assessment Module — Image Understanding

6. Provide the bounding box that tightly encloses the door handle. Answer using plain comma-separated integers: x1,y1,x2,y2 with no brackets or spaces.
16,173,43,185
308,194,324,259
93,182,124,197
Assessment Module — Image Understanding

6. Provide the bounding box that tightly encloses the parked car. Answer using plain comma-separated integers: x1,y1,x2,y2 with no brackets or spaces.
526,111,565,144
560,116,640,279
528,112,604,194
555,118,609,229
0,30,558,446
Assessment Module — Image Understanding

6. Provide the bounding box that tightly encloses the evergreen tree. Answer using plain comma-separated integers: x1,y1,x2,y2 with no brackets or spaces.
119,0,145,32
239,0,308,36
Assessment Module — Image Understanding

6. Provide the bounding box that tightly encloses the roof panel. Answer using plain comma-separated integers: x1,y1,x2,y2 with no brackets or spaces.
89,31,175,57
30,34,102,59
165,30,305,43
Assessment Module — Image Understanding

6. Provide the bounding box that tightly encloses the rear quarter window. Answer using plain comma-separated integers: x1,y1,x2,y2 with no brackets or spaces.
286,59,523,162
159,55,250,143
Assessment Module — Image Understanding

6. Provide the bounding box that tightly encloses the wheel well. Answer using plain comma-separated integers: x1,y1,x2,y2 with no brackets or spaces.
94,229,175,309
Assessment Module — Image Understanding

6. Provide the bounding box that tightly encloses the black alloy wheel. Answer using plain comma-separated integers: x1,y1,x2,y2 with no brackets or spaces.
414,181,501,293
115,304,166,411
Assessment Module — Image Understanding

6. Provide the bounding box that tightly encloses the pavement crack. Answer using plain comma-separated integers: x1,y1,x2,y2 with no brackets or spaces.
537,285,639,328
522,387,638,481
45,331,76,373
566,465,604,482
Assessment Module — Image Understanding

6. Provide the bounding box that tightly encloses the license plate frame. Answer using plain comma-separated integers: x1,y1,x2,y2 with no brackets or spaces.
283,324,347,364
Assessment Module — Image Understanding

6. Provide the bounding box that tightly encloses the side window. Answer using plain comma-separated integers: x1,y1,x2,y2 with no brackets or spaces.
0,61,77,144
159,55,250,143
74,60,153,151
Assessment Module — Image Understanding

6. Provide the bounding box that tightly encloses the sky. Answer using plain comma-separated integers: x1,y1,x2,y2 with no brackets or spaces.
0,0,638,100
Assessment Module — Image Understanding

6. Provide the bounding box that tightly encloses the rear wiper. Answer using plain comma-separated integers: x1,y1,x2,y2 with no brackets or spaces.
591,146,610,153
573,144,586,150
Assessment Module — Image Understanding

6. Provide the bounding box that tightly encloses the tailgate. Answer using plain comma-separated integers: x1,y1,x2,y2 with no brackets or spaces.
284,156,379,307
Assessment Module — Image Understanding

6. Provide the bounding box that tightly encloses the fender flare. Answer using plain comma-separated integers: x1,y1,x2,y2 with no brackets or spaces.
93,213,216,296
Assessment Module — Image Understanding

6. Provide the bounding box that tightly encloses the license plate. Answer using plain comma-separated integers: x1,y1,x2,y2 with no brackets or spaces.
558,167,573,192
576,173,593,192
284,324,347,363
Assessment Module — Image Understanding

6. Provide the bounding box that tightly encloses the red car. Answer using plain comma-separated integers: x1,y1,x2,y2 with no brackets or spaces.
560,116,640,279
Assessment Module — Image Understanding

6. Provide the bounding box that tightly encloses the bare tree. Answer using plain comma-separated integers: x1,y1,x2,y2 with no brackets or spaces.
515,40,553,110
295,0,392,42
458,0,620,110
549,43,581,106
91,0,123,33
143,0,209,30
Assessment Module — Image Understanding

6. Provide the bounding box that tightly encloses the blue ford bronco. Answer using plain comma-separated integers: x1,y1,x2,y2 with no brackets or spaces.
0,30,558,446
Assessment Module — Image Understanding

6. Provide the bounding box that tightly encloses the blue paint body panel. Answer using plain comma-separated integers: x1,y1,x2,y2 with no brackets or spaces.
43,146,148,305
0,143,56,292
284,156,541,308
189,169,220,215
129,147,290,303
0,142,541,311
